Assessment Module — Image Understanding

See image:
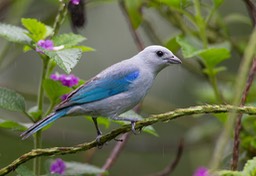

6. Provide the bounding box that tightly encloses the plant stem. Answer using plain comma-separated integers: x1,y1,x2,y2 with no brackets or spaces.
33,57,49,175
50,0,67,38
210,27,256,170
194,0,208,48
209,69,223,103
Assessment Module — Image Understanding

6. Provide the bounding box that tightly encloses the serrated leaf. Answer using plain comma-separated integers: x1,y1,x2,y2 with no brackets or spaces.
44,48,82,74
0,87,26,112
64,161,107,175
124,0,143,29
43,79,72,104
21,18,47,41
0,23,31,44
16,165,35,176
119,110,158,137
52,33,86,48
243,157,256,176
0,119,28,131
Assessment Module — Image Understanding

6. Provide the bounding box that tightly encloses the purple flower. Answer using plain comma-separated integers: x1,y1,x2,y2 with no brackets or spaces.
61,94,69,101
50,158,66,175
36,39,54,53
50,73,60,81
193,167,209,176
50,73,79,87
59,74,79,87
70,0,80,5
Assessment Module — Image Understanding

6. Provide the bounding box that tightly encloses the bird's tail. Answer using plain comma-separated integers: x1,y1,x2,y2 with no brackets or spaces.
20,109,67,140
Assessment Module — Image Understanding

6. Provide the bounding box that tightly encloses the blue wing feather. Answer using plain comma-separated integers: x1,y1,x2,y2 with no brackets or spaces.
56,69,140,110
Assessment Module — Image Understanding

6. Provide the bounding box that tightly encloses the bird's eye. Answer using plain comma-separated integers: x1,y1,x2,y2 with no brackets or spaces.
156,51,164,57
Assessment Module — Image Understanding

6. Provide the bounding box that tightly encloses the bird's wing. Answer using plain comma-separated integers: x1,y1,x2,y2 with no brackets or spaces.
55,68,140,110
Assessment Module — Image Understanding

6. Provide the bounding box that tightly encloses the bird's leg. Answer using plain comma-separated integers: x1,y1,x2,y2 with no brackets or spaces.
131,120,140,135
112,116,141,135
92,117,102,144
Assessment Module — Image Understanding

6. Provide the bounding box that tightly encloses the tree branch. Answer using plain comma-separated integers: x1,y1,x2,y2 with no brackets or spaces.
1,105,256,175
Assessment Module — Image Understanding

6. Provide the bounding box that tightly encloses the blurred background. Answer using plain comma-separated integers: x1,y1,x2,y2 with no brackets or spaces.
0,0,252,175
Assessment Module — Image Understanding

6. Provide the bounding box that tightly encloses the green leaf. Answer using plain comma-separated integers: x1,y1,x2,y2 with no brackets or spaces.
159,0,187,9
27,106,42,119
224,13,251,26
86,116,111,129
16,165,35,176
44,48,83,74
199,48,230,68
243,157,256,176
213,0,224,8
0,23,31,44
0,87,26,112
119,110,158,137
64,161,107,175
43,79,72,104
0,119,28,131
176,36,230,68
73,46,95,52
52,33,86,48
21,18,47,41
176,35,202,58
217,170,242,176
203,66,227,76
124,0,143,29
165,36,181,54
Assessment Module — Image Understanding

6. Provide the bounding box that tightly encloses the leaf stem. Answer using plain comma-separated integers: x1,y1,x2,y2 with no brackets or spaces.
193,0,208,48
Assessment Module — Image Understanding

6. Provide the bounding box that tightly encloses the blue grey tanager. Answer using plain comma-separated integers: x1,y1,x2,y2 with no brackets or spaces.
21,45,181,140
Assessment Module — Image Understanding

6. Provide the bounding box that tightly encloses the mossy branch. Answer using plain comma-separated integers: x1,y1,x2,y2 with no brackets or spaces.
1,104,256,175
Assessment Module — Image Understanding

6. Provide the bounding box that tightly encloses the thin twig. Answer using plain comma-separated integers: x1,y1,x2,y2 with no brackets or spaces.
230,0,256,170
98,133,131,176
118,0,144,51
231,59,256,170
149,138,184,176
1,105,256,175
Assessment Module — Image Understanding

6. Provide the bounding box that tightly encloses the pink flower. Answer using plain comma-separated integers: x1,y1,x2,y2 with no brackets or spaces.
193,167,209,176
70,0,80,5
50,158,66,175
36,39,54,53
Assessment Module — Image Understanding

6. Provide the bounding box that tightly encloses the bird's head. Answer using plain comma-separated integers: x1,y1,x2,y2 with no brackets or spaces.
137,45,181,73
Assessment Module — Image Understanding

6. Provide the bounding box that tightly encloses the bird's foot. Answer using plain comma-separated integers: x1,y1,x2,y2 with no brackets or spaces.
131,121,141,135
95,134,105,149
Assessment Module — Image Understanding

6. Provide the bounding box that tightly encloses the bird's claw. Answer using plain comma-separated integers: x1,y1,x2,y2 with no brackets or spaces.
95,134,105,149
131,121,141,135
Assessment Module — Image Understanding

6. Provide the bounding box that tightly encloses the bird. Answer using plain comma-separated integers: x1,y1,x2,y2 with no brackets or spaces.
21,45,181,141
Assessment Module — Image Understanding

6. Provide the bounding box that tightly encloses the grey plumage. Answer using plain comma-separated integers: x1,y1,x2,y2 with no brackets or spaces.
21,45,181,140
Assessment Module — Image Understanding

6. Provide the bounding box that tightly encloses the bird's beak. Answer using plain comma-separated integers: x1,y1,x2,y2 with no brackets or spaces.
166,55,182,64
